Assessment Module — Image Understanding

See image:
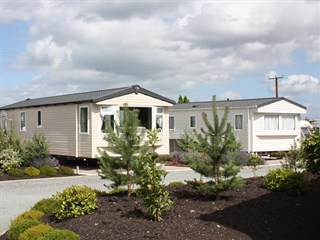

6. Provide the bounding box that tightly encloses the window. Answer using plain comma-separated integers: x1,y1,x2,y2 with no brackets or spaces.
282,115,295,130
190,116,196,128
20,112,26,131
1,111,7,129
80,107,88,133
169,116,175,130
101,106,115,132
264,115,279,130
120,107,152,130
37,110,42,127
235,115,243,130
156,107,163,131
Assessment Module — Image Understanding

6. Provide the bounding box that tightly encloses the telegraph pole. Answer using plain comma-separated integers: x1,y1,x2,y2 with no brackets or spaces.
268,75,283,98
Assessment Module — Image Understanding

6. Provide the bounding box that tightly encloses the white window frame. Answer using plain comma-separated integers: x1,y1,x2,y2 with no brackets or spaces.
80,106,89,134
156,107,164,132
37,110,42,128
20,111,26,132
190,115,196,128
235,114,243,130
169,116,175,130
281,115,296,130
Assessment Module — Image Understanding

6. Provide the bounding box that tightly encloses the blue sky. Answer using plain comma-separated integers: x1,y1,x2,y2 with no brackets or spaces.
1,0,319,122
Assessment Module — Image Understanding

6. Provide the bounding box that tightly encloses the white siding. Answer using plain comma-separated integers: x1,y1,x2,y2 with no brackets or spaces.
258,100,307,114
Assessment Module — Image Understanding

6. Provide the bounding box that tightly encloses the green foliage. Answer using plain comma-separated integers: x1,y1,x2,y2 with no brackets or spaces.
23,132,50,163
40,164,56,176
58,165,74,176
284,141,302,171
177,130,198,152
7,219,41,240
136,129,173,221
99,104,147,196
264,168,309,195
18,224,53,240
246,155,264,177
0,148,23,172
38,229,80,240
8,168,24,177
53,185,97,220
31,198,58,214
178,95,190,103
155,155,170,163
300,130,320,173
0,129,22,154
107,187,128,195
12,210,44,225
23,166,40,177
168,181,185,187
179,96,241,188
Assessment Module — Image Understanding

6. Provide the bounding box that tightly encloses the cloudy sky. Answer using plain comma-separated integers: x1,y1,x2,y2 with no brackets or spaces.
1,0,319,120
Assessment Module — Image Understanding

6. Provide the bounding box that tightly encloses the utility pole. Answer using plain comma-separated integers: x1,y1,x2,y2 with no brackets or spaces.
268,75,283,98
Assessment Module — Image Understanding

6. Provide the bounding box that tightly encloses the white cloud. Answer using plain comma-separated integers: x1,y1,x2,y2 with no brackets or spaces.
277,74,320,95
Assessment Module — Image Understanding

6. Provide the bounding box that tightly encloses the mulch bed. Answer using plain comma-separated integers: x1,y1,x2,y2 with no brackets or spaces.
1,177,320,240
0,171,77,182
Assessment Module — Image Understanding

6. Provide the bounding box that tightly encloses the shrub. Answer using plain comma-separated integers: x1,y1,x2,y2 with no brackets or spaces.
0,148,23,172
7,219,41,240
23,166,40,177
0,169,4,176
31,198,58,214
38,229,80,240
300,130,320,174
40,164,56,176
168,181,185,187
53,185,97,220
246,155,264,177
18,224,53,240
264,168,309,195
31,156,59,169
22,132,50,163
58,165,74,176
8,168,24,177
12,210,44,225
156,155,170,163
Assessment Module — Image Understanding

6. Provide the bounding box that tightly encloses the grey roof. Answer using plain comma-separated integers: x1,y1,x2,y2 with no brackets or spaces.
171,97,307,110
0,85,175,110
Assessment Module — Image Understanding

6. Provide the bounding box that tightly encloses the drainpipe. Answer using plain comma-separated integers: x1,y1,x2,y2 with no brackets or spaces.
247,107,251,153
75,104,79,158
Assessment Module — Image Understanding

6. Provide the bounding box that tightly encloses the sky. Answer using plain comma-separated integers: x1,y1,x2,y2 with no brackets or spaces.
0,0,319,121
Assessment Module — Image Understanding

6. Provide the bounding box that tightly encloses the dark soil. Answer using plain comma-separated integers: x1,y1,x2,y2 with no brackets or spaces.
2,177,319,240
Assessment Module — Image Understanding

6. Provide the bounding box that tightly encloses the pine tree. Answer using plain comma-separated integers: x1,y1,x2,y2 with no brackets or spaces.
180,96,241,185
99,105,146,196
178,95,183,103
183,96,190,103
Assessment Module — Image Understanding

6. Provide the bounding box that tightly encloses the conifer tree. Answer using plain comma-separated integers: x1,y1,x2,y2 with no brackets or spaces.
180,96,241,185
178,95,183,103
99,105,146,196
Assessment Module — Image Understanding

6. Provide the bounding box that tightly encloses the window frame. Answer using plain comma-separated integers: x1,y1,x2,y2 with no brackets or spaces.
79,106,89,134
190,115,196,128
264,114,279,130
169,116,175,130
156,107,164,132
20,111,26,132
281,114,296,130
234,114,243,130
37,110,42,128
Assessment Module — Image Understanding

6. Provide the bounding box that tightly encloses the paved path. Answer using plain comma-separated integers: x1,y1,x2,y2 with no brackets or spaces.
0,164,280,234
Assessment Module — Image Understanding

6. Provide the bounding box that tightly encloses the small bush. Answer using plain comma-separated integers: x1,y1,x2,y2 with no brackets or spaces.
38,229,80,240
300,130,320,174
58,165,74,176
22,132,50,163
156,155,170,163
31,198,58,214
282,172,309,196
107,187,128,195
23,166,40,177
246,155,264,177
7,219,41,240
18,224,53,240
264,168,309,195
40,164,56,176
53,185,97,220
168,181,185,187
12,210,44,225
31,156,59,169
8,168,24,177
0,148,23,172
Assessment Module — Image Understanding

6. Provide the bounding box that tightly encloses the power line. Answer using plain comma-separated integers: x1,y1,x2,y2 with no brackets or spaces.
268,75,283,98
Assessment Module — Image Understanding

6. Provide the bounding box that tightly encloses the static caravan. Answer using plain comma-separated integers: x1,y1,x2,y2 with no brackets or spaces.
0,85,175,159
169,97,307,153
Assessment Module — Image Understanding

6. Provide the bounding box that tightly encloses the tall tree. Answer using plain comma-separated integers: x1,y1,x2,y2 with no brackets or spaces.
178,95,183,103
99,105,146,196
179,96,241,185
183,96,190,103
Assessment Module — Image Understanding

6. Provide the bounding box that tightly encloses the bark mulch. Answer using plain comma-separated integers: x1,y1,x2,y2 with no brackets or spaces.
1,177,320,240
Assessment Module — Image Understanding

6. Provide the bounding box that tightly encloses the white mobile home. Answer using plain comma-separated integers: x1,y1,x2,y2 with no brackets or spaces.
169,97,307,153
0,85,174,158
